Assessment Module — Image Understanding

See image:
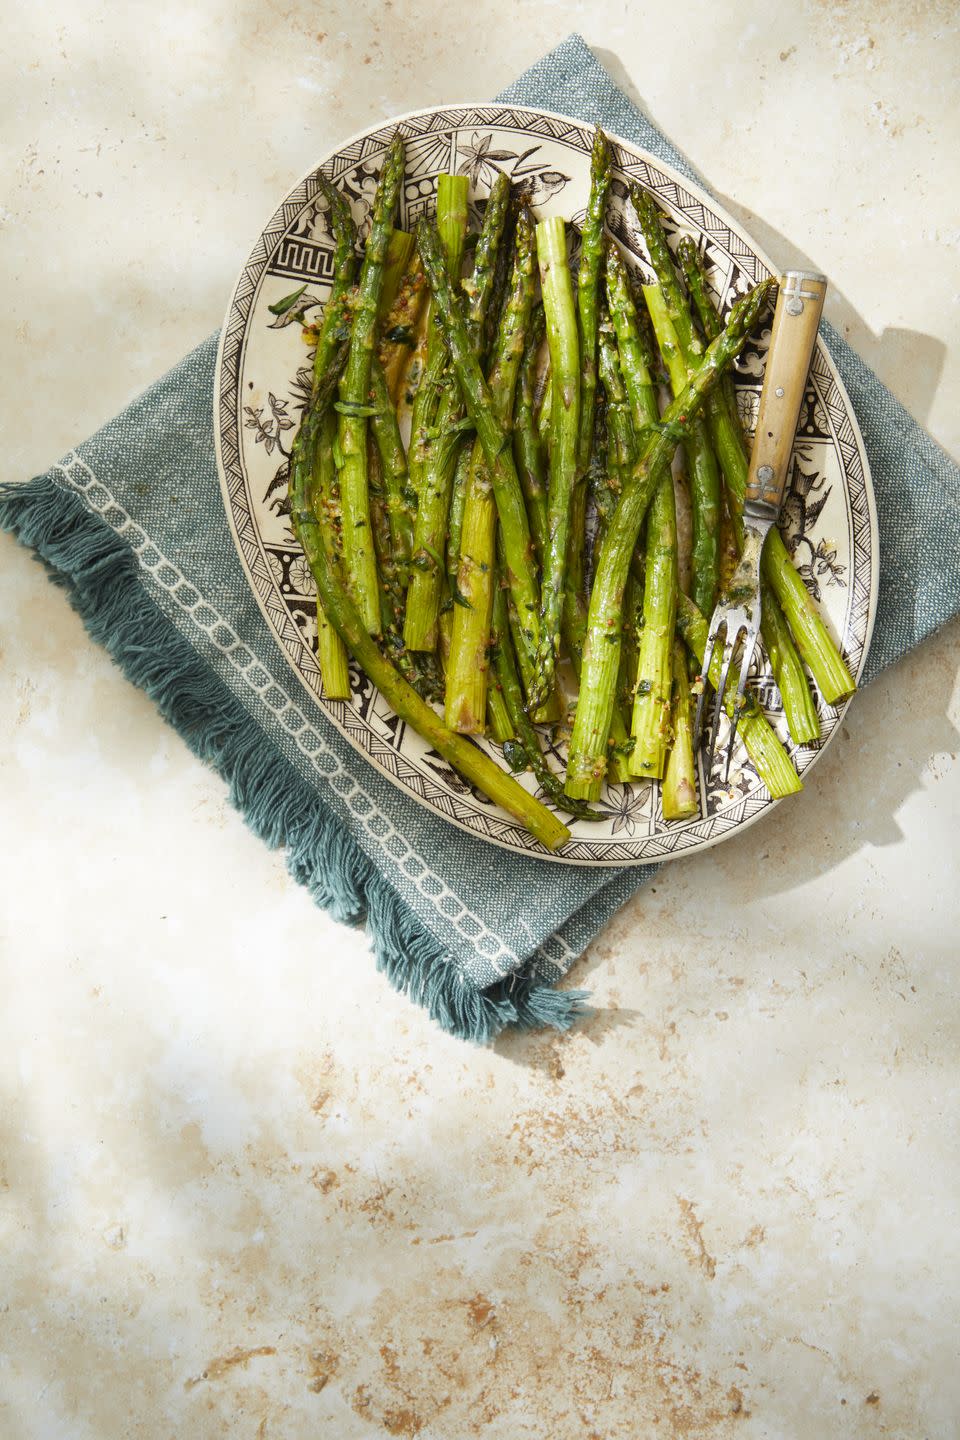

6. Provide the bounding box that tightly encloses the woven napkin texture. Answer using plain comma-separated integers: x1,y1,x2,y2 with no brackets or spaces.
2,36,958,1041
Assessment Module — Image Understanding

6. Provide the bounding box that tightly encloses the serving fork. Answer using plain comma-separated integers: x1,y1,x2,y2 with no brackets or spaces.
694,269,828,778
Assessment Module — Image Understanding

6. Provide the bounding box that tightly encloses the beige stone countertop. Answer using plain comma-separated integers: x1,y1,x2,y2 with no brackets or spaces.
2,4,959,1437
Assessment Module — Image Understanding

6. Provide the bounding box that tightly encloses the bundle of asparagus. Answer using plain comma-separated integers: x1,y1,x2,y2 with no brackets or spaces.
288,130,854,852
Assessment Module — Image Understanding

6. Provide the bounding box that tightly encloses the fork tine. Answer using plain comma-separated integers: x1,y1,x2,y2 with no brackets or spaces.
707,627,742,779
723,626,759,782
693,612,724,752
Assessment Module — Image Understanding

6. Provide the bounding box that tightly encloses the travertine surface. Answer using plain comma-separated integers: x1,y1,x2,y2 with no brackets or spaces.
2,3,959,1437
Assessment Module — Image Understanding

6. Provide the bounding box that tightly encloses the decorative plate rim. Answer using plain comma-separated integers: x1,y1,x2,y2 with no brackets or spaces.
214,100,878,866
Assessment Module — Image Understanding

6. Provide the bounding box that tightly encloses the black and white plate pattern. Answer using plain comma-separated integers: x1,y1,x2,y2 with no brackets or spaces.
214,104,877,865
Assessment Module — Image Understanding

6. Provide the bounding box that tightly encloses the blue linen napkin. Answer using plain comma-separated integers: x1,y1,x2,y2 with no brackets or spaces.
3,36,958,1041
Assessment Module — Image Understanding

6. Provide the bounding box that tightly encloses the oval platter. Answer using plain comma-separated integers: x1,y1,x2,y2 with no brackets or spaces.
214,103,878,865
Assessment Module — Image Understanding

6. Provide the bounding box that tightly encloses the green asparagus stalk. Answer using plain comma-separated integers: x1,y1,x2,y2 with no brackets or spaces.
378,252,427,404
485,563,516,743
315,176,359,383
759,577,821,743
604,244,659,428
629,460,678,780
368,356,414,583
533,215,581,708
294,292,354,700
565,280,774,799
604,247,679,781
380,228,415,318
336,135,404,634
491,576,604,822
767,535,854,703
536,363,553,449
444,448,494,730
407,176,470,525
481,196,519,365
465,174,512,343
486,676,516,744
561,128,612,675
596,310,638,536
513,302,549,561
308,410,351,700
675,235,741,429
562,484,590,670
415,217,543,701
291,325,352,693
595,313,650,780
403,383,467,651
402,176,471,652
367,440,424,693
446,438,472,603
676,593,802,798
445,205,537,733
405,174,508,654
576,128,613,477
641,281,722,616
634,186,854,704
662,639,698,819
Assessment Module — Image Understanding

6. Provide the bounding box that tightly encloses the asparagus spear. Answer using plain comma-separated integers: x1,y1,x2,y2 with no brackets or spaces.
378,253,427,404
314,176,359,382
641,281,722,617
404,175,501,652
290,288,354,700
444,447,493,730
562,481,590,673
594,314,647,782
406,175,470,544
562,128,613,674
533,215,581,708
491,574,604,822
446,204,536,734
367,440,428,694
565,280,774,799
513,302,549,562
633,186,854,704
676,235,740,428
336,135,404,634
465,174,513,345
298,186,361,696
577,384,635,783
308,410,351,700
380,228,415,317
446,438,473,606
596,309,638,538
536,363,553,449
662,639,698,819
630,461,678,780
415,217,543,701
605,244,659,427
604,247,678,781
290,327,352,697
758,576,821,744
486,628,516,745
368,356,414,583
576,129,613,478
